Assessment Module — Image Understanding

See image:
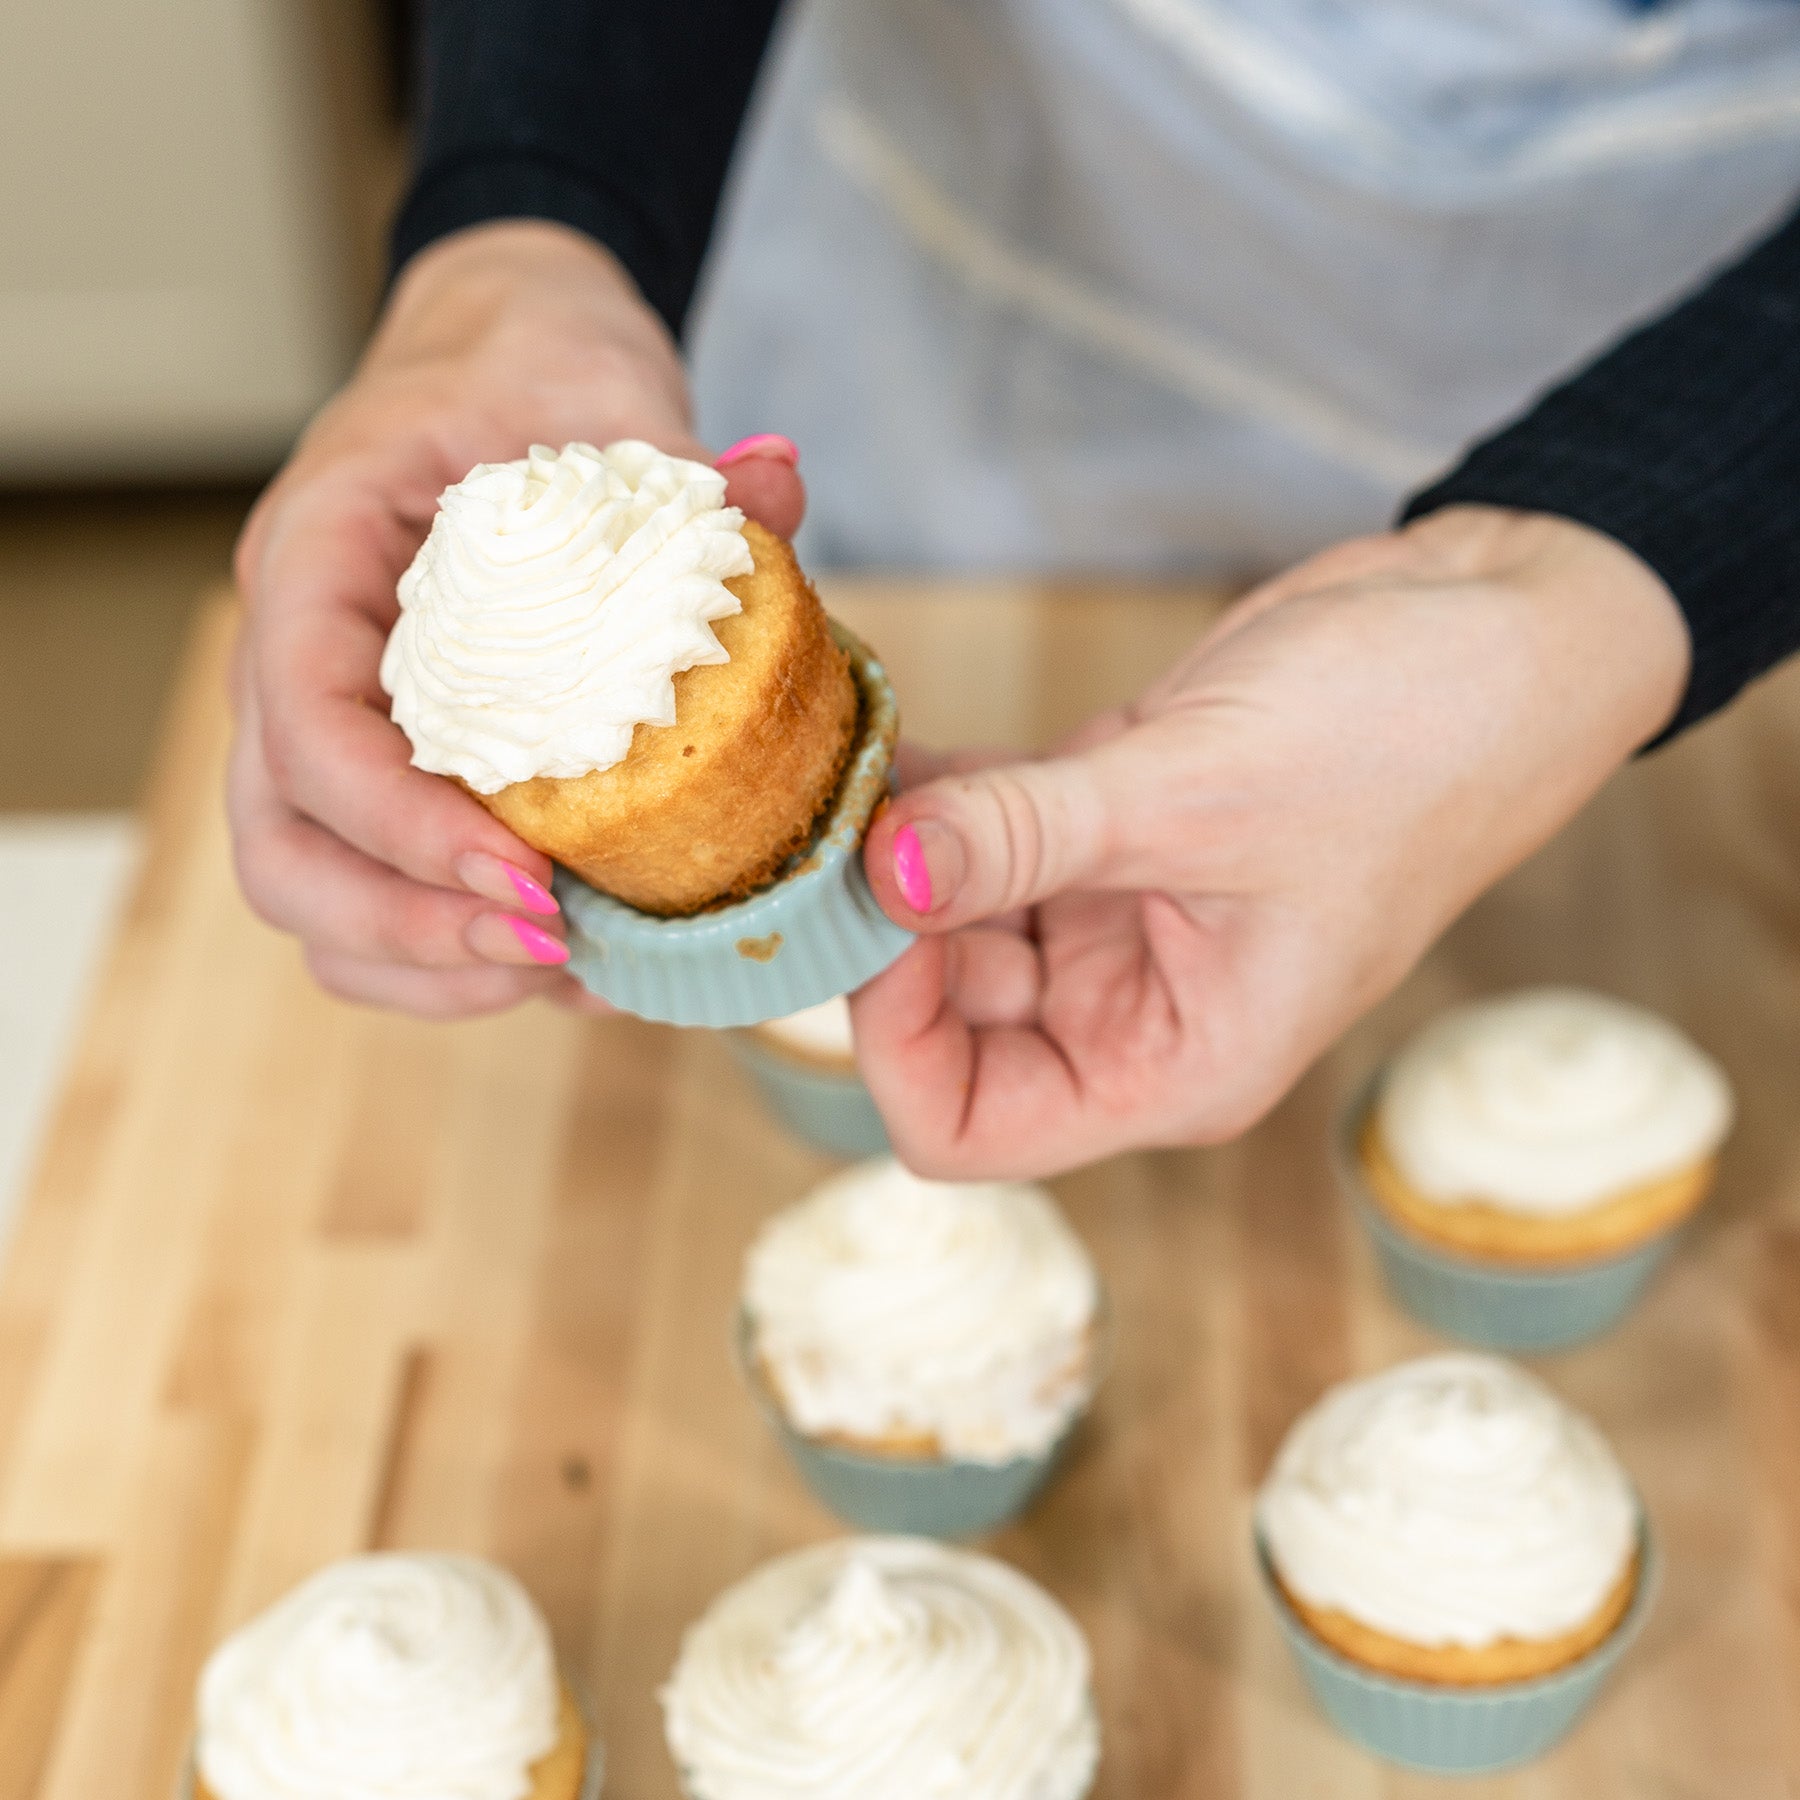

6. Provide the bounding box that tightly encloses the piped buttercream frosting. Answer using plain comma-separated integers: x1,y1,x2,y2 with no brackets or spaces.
1378,987,1732,1215
195,1553,561,1800
662,1537,1098,1800
381,439,753,794
1257,1354,1637,1649
744,1158,1100,1462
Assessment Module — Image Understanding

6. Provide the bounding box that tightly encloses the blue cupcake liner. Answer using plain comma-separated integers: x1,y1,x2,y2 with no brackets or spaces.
1257,1518,1657,1775
181,1675,606,1798
1336,1082,1685,1353
555,624,914,1028
728,1032,892,1158
734,1309,1100,1539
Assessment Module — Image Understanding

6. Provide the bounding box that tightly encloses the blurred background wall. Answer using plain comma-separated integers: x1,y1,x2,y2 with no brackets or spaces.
0,0,410,1239
0,0,405,480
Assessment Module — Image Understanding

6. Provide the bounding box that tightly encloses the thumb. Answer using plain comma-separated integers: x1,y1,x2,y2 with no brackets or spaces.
864,754,1114,930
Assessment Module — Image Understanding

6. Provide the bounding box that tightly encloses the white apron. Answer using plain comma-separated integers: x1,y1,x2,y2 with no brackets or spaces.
689,0,1800,575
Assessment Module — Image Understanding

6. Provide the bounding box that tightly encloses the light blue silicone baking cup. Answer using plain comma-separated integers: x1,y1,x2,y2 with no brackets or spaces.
1258,1519,1657,1775
735,1310,1096,1539
1336,1084,1685,1354
554,624,914,1028
181,1677,606,1798
728,1032,892,1158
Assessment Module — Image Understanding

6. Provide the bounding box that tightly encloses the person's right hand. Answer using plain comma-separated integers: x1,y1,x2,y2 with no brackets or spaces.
230,220,804,1015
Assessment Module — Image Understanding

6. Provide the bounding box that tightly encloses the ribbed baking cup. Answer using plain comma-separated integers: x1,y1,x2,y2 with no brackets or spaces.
727,1032,892,1158
555,625,914,1028
735,1309,1095,1539
179,1678,606,1799
1257,1520,1658,1775
1336,1083,1685,1354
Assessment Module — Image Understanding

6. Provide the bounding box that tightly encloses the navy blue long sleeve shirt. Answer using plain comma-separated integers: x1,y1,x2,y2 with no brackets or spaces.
393,2,1800,741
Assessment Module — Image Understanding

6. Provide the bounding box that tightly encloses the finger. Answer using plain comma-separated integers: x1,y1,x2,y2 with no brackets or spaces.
547,982,619,1016
942,927,1044,1027
853,944,1086,1180
305,945,570,1018
229,670,562,969
716,435,807,541
863,754,1117,932
248,467,560,898
894,742,1026,790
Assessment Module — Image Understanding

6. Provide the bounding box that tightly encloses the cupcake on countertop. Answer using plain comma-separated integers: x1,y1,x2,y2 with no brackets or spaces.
744,1157,1100,1465
1361,987,1733,1265
1257,1354,1642,1688
749,996,858,1075
382,440,857,917
731,997,891,1158
193,1553,591,1800
662,1536,1099,1800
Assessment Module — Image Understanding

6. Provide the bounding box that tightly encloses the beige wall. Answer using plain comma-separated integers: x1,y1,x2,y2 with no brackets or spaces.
0,1,397,481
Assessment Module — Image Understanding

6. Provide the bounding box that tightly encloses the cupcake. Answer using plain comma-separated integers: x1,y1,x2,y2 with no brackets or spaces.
662,1536,1099,1800
729,996,891,1158
192,1553,596,1800
382,439,856,917
740,1157,1102,1536
1345,987,1733,1349
1256,1354,1654,1773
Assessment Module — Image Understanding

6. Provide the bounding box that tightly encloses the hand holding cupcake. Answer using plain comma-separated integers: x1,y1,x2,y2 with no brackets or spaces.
382,440,910,1024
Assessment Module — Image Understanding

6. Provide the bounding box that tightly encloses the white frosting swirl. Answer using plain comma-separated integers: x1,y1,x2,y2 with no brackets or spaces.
1257,1354,1637,1649
663,1537,1098,1800
380,440,753,794
744,1158,1100,1462
196,1554,561,1800
755,998,856,1064
1379,987,1732,1214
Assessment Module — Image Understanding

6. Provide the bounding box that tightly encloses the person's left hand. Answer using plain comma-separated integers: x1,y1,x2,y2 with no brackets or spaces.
851,506,1691,1178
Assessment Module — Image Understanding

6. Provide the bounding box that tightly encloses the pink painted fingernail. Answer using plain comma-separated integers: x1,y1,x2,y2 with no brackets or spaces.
508,918,570,966
501,861,558,916
456,850,561,916
893,824,933,914
715,433,800,469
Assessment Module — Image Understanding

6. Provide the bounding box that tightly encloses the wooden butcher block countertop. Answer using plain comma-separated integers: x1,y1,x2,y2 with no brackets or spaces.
1,579,1798,1800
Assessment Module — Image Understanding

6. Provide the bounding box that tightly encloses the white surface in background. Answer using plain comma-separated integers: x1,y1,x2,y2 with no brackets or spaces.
0,815,139,1246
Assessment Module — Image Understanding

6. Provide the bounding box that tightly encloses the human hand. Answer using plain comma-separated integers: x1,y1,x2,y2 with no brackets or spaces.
229,220,804,1015
853,507,1691,1177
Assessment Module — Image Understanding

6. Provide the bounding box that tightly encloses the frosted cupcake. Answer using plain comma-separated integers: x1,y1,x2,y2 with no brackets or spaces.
192,1554,596,1800
383,441,910,1025
662,1536,1099,1800
1256,1354,1654,1773
729,997,890,1157
740,1157,1103,1535
1345,988,1733,1349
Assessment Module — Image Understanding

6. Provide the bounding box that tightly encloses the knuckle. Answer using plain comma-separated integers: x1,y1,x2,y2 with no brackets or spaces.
968,769,1051,908
369,886,470,969
302,945,364,1005
231,837,293,934
258,709,304,798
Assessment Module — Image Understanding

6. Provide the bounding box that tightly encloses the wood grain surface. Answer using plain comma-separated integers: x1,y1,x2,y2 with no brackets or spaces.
4,580,1800,1799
